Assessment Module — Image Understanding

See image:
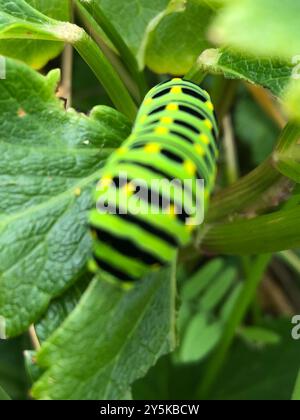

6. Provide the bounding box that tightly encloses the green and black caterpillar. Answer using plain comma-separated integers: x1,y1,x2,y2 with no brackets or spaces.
89,78,219,283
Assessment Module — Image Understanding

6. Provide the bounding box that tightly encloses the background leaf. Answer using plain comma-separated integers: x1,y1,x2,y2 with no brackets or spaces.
0,58,131,337
210,0,300,61
198,48,293,97
32,267,176,400
0,0,71,69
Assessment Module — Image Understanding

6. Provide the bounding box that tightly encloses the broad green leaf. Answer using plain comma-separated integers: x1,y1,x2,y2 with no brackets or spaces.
0,0,71,69
0,0,82,43
145,0,215,74
198,48,293,97
134,318,300,400
32,267,176,400
0,58,131,338
87,0,169,58
211,319,300,400
83,0,215,74
0,0,137,119
36,273,91,343
210,0,300,61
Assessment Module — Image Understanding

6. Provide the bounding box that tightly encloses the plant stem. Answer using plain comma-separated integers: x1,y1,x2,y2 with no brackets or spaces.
208,121,300,222
74,31,138,121
207,158,281,222
223,115,239,185
77,0,148,99
75,2,140,103
246,83,286,129
292,369,300,400
278,250,300,274
203,205,300,255
196,254,271,399
29,325,41,351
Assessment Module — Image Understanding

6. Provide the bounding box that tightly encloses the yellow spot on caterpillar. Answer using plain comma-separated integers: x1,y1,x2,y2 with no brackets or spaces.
140,115,147,123
206,101,214,111
155,126,169,135
172,78,182,82
194,144,205,156
144,98,153,105
204,189,210,200
171,86,182,95
74,187,81,197
161,116,173,124
166,103,179,112
99,176,113,187
204,119,213,130
116,147,128,155
167,204,177,218
184,160,196,176
123,182,135,196
199,133,210,144
185,223,196,233
18,108,26,118
144,143,161,153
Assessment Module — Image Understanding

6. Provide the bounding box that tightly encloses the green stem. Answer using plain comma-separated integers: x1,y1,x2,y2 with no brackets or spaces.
77,0,148,99
223,115,239,185
203,205,300,255
278,250,300,274
74,31,137,121
207,158,281,222
208,122,300,222
196,254,271,399
185,65,207,84
75,2,141,102
292,369,300,401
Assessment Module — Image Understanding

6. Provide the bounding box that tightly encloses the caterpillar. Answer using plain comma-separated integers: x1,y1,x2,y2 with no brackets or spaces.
89,78,219,283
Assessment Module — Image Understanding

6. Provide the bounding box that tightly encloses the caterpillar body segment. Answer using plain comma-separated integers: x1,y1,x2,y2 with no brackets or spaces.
89,79,219,283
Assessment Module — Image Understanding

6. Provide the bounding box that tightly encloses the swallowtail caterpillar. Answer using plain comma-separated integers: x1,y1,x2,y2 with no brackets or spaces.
89,78,219,283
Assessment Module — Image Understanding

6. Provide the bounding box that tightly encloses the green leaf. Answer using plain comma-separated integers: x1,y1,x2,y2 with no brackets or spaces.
239,326,281,347
36,273,91,343
0,385,11,400
178,313,222,363
85,0,215,74
0,0,137,118
292,369,300,401
0,58,131,338
197,48,293,97
210,0,300,61
178,259,240,364
0,0,81,43
145,0,215,74
211,318,300,400
0,0,71,69
32,267,176,400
